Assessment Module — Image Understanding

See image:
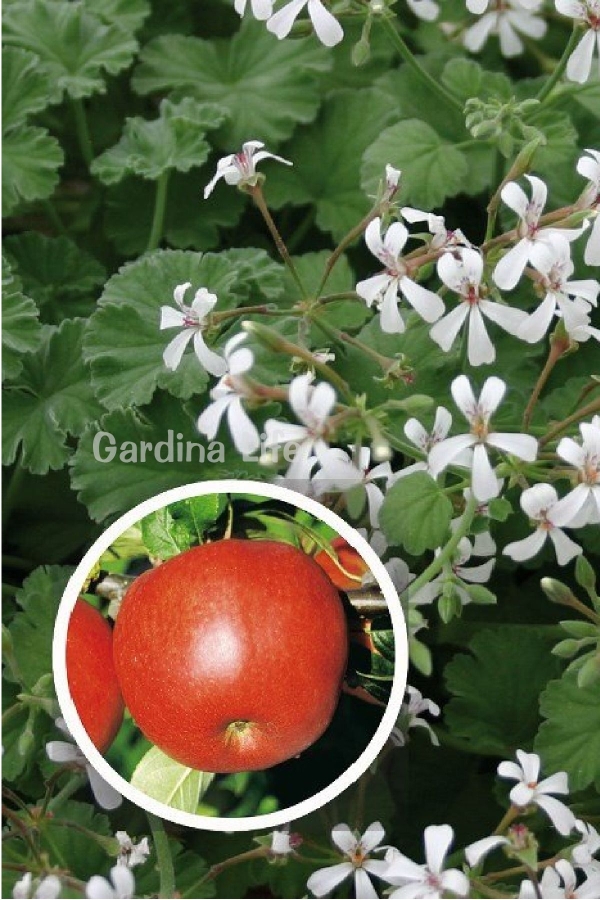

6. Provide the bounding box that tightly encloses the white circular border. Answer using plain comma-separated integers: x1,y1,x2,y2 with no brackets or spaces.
53,479,408,832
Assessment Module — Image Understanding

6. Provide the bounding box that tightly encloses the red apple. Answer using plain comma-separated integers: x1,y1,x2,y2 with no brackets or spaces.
314,536,369,591
112,539,348,773
66,599,124,753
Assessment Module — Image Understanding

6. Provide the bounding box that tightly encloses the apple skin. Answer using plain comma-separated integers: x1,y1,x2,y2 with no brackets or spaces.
66,599,125,753
112,539,348,773
314,536,369,591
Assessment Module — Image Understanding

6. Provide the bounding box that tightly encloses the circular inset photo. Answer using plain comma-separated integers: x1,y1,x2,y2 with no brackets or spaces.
53,480,407,830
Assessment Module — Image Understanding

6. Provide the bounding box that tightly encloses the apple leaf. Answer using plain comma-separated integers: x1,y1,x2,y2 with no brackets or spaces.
141,507,192,560
444,627,563,756
3,0,139,100
4,233,106,323
2,46,61,130
2,255,42,381
91,99,227,184
361,119,469,211
3,319,104,474
132,19,330,147
131,746,215,813
535,669,600,791
266,89,397,240
2,124,64,216
69,392,266,523
379,473,453,555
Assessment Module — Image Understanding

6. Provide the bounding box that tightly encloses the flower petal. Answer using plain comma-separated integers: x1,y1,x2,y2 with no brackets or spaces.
307,0,344,45
331,823,357,855
360,822,386,855
487,432,538,461
467,306,495,366
493,239,531,291
193,332,227,377
465,835,510,868
429,434,476,476
566,30,596,83
354,868,378,899
534,795,577,836
548,527,582,566
503,529,547,562
267,0,307,39
424,824,454,875
163,329,194,371
400,277,445,323
429,304,469,354
306,862,353,897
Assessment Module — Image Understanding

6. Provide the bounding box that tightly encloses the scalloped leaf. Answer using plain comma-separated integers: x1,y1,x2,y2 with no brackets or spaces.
266,89,396,241
535,669,600,791
362,119,469,210
3,319,103,474
91,99,227,184
3,0,138,100
2,124,63,216
2,255,42,381
379,472,453,555
132,19,330,147
2,46,61,129
4,233,106,323
82,0,150,32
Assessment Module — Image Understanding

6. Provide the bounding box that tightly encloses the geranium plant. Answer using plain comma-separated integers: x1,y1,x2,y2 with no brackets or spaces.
2,0,599,896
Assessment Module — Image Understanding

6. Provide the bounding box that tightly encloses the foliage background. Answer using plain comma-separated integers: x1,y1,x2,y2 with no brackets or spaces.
2,0,599,896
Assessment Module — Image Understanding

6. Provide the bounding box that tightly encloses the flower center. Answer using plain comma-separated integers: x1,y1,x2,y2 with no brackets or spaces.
580,453,600,484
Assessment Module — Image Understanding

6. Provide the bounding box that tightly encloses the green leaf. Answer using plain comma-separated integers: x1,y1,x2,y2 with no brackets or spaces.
3,0,138,100
4,233,106,323
535,669,600,791
2,124,63,216
3,319,104,474
131,746,215,812
266,89,396,240
132,19,330,147
70,392,266,523
39,800,112,880
84,248,284,410
103,169,245,256
2,46,61,129
440,58,513,104
362,119,469,210
10,565,73,690
2,255,42,381
445,627,563,755
82,0,150,33
141,506,192,559
171,494,227,540
379,472,453,555
91,99,227,184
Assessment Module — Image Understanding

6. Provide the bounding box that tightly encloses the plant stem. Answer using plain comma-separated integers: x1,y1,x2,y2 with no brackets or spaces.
404,495,479,602
43,200,68,237
317,205,380,297
536,27,580,103
493,804,520,836
249,184,307,298
147,813,176,899
381,17,463,114
539,395,600,448
47,774,84,812
522,331,572,431
484,150,505,243
2,455,25,530
198,846,270,885
146,170,171,253
71,99,94,167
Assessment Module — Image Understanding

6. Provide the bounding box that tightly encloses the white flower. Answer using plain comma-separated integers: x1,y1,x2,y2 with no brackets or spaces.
391,686,441,747
464,0,546,56
159,283,226,376
519,233,599,342
264,374,336,479
197,333,260,455
86,866,134,900
115,832,151,868
410,534,495,607
573,820,600,867
46,718,122,811
428,375,538,502
551,416,600,527
270,827,300,856
519,860,600,898
356,217,445,334
556,0,600,82
203,140,292,198
406,0,440,21
312,445,393,527
401,208,471,250
431,248,527,365
234,0,273,19
306,822,388,898
13,874,61,899
385,824,469,899
498,749,576,835
493,175,585,291
577,148,600,265
384,164,402,199
503,483,582,565
396,406,472,480
465,835,510,867
267,0,343,46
